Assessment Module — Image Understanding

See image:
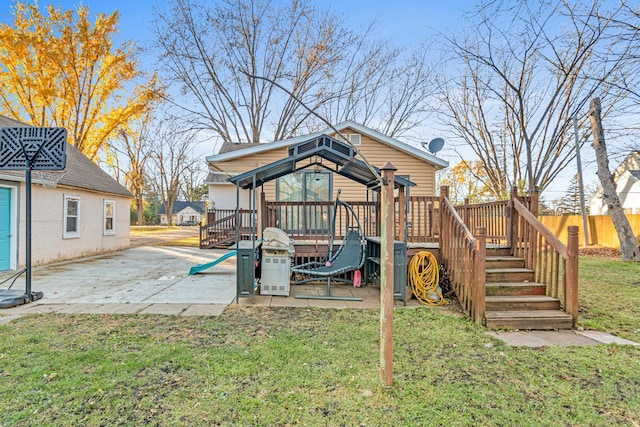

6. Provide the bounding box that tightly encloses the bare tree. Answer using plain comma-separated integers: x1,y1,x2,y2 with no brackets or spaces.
106,110,154,225
154,0,356,143
438,0,630,196
147,117,198,226
153,0,439,143
589,97,639,260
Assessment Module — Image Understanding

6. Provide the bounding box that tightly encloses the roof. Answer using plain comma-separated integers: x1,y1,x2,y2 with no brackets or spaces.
628,170,640,181
204,171,236,184
0,115,132,197
206,120,449,169
228,134,415,190
158,201,206,215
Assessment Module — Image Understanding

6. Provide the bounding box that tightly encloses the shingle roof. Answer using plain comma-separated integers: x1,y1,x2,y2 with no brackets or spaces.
0,115,132,197
204,171,235,184
158,200,206,215
218,141,263,154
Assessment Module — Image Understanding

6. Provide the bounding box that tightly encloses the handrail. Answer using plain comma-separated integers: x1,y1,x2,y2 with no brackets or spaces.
440,193,486,324
512,198,568,258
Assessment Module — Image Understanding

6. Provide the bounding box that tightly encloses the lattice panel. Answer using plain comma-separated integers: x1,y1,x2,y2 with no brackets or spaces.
0,127,67,170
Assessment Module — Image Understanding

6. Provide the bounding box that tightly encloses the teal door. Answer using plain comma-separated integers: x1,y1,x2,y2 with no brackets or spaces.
0,188,10,270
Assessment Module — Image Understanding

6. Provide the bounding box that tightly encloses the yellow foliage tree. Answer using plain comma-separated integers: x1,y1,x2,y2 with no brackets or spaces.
0,2,160,160
439,160,494,205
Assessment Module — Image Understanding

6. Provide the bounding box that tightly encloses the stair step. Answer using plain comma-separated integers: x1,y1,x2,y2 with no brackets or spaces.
486,282,546,296
486,256,525,269
485,295,561,311
485,310,573,330
486,247,512,257
486,268,535,282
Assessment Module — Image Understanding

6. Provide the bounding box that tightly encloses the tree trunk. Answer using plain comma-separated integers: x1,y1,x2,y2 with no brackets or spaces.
589,98,640,261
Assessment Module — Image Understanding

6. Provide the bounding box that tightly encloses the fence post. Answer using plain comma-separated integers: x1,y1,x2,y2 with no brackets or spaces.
474,227,487,325
509,187,519,256
531,186,540,217
565,226,579,326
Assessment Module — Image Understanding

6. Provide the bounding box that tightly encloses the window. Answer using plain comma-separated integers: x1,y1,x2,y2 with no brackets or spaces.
104,199,115,235
276,171,332,234
336,133,361,146
63,195,80,239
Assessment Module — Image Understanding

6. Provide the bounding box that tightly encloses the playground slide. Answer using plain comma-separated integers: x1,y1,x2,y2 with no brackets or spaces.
189,250,237,275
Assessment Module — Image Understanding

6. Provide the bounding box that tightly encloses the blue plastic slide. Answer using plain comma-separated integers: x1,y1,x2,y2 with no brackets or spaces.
189,250,237,275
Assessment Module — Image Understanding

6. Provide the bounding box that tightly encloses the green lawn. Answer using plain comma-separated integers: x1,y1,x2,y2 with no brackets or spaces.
0,256,639,426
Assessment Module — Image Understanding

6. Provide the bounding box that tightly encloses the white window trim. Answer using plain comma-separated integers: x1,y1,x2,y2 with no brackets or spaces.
104,199,115,236
63,195,80,239
349,134,361,146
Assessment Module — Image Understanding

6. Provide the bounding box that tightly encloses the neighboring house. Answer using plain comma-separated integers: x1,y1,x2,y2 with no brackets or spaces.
589,151,640,215
204,120,448,210
0,115,132,271
158,201,206,225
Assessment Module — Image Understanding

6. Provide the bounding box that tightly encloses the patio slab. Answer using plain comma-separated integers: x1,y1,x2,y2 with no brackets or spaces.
488,330,640,348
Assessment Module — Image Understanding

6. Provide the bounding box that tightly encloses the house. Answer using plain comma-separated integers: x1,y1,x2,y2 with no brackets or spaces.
158,201,206,225
204,120,448,213
0,115,132,271
589,151,640,215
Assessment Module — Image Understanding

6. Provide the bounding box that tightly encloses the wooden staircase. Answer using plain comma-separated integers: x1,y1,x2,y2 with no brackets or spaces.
483,248,573,330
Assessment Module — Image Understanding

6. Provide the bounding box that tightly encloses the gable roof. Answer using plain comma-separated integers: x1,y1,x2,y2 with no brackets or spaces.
206,120,449,169
0,115,132,197
158,201,206,215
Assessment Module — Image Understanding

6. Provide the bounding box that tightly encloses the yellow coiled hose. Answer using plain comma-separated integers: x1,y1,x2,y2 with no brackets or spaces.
408,251,446,306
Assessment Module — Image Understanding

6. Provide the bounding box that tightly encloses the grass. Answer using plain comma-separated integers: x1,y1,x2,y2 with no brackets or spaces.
0,256,639,425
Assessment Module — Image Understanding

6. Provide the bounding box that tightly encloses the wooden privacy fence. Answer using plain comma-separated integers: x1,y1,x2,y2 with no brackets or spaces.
511,198,579,325
439,189,487,324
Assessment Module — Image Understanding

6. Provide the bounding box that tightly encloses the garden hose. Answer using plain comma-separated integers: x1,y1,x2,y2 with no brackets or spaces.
408,251,446,306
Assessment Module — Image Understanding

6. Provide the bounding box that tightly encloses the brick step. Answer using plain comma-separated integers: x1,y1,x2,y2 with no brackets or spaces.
485,295,561,311
486,268,535,283
486,282,546,296
486,256,525,269
485,310,573,330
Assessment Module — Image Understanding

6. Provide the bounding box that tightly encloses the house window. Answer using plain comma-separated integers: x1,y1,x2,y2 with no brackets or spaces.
63,195,80,239
104,199,115,235
337,133,361,146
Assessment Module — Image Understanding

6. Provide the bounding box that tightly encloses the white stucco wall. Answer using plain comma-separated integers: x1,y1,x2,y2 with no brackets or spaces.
14,183,130,267
208,183,251,210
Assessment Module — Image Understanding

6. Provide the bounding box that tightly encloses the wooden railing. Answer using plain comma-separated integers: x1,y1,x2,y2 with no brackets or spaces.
207,209,237,224
511,198,579,324
403,196,440,242
439,190,487,324
456,199,509,244
263,201,377,241
200,209,255,248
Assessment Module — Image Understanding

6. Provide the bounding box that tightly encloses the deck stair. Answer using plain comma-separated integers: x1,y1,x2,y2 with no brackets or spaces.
483,249,573,330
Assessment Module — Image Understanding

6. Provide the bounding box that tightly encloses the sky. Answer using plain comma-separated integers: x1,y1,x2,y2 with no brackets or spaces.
0,0,603,201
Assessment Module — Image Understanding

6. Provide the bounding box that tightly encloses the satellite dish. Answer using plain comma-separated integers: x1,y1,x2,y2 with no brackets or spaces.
422,138,445,154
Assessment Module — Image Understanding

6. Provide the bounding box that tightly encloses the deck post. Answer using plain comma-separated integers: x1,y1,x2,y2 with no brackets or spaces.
439,186,449,259
463,198,470,227
380,162,396,386
397,185,406,241
474,227,487,325
565,226,579,326
509,187,519,256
